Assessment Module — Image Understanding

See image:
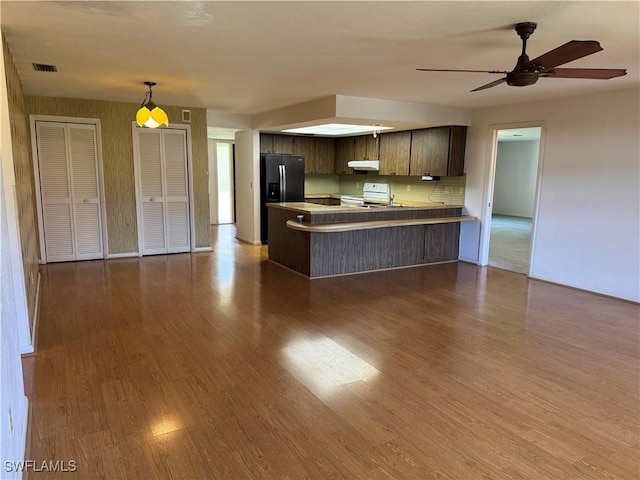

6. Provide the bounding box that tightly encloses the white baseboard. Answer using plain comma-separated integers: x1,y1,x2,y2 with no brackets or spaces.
19,270,41,355
194,246,213,252
530,273,640,303
107,252,139,259
458,255,479,264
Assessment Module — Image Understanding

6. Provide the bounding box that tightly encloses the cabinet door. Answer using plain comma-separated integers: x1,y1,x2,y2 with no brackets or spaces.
354,136,367,160
410,127,450,176
314,137,335,174
260,133,274,153
293,136,315,173
379,131,410,176
366,135,379,160
447,126,467,176
334,137,355,174
273,134,294,154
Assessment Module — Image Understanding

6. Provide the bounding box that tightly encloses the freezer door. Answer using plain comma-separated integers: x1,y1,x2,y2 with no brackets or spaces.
262,154,282,202
281,155,305,202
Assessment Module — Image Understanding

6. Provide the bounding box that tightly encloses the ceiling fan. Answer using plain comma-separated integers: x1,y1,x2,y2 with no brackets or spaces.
417,22,627,92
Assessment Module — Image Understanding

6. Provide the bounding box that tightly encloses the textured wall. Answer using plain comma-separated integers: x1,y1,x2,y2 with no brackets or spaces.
24,96,210,252
2,35,39,326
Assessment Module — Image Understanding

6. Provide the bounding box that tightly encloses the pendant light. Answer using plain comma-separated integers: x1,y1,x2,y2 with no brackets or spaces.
136,81,169,128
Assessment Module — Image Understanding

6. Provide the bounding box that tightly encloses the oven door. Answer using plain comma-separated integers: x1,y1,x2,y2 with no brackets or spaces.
340,195,364,207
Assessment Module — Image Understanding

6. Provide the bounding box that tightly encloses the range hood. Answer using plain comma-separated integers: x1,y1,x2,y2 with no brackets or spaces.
348,160,379,171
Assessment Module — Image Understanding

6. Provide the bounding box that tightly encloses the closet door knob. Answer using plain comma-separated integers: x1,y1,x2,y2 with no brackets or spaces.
83,199,89,204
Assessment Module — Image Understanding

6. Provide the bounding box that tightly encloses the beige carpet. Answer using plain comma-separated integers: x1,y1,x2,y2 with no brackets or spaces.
488,215,532,274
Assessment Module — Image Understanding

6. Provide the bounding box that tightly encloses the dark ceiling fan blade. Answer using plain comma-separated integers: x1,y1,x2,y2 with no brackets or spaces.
471,78,507,92
525,40,603,71
416,68,508,74
541,68,627,79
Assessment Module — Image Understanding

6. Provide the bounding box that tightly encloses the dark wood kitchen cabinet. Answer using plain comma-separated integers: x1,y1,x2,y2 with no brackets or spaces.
260,134,294,154
334,137,355,174
273,134,294,154
294,136,334,174
354,134,379,160
379,131,411,176
313,137,335,174
260,133,275,153
409,126,467,177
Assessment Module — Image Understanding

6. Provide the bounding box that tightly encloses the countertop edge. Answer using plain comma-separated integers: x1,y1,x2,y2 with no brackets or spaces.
286,216,476,233
268,202,464,214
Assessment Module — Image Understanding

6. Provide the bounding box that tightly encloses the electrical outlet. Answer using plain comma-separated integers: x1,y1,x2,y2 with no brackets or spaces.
356,182,360,189
406,185,411,192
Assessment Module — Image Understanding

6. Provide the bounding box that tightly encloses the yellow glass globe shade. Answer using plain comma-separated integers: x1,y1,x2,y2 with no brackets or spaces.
136,105,169,128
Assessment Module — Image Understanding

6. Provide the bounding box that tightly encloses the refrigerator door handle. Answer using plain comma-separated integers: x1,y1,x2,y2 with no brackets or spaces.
282,164,287,200
278,164,284,200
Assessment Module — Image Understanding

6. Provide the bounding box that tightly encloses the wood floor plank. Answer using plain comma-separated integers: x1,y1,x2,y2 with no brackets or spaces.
23,225,639,479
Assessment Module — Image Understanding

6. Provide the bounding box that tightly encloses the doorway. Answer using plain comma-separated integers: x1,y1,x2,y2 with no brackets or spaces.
480,126,543,275
208,139,236,225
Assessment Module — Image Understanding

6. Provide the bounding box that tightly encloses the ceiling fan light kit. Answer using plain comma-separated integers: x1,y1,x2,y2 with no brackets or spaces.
417,21,627,92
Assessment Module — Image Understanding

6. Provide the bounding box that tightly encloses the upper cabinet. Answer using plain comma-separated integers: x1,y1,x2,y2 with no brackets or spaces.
294,136,334,174
354,135,379,160
334,137,355,174
409,126,467,177
273,135,294,155
379,131,411,176
261,134,334,173
313,137,335,174
447,126,467,177
260,126,467,177
260,133,275,153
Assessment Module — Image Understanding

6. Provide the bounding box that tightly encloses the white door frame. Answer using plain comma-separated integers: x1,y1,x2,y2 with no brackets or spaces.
29,115,108,263
478,121,546,276
132,122,196,254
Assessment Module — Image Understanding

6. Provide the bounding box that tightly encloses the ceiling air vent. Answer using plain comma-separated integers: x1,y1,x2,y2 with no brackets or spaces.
32,63,57,73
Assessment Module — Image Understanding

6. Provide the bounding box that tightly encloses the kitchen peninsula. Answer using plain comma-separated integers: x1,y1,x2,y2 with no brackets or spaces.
267,202,474,278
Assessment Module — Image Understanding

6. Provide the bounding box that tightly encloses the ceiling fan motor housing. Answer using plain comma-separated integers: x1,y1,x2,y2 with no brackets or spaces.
506,71,539,87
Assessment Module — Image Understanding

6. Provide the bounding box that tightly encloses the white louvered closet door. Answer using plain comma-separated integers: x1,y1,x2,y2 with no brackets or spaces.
135,128,190,255
68,124,103,259
36,121,103,263
162,130,190,253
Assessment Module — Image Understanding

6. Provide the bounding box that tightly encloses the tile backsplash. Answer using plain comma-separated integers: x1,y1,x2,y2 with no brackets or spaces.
305,174,466,205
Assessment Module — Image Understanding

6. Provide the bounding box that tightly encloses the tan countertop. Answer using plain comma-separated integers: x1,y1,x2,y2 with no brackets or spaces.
268,202,463,214
286,216,476,233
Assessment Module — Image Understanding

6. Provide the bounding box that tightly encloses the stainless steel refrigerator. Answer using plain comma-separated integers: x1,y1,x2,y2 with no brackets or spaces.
260,154,305,244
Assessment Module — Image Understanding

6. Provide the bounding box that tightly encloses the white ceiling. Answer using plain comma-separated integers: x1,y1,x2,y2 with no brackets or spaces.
1,1,638,118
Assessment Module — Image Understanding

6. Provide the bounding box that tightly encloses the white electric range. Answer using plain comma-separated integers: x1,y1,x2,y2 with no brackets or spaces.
340,183,390,207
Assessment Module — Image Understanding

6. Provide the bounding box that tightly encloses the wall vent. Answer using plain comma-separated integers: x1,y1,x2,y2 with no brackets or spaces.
32,63,57,72
181,110,191,123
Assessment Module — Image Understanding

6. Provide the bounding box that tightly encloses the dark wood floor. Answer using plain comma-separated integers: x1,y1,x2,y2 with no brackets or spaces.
23,225,639,479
